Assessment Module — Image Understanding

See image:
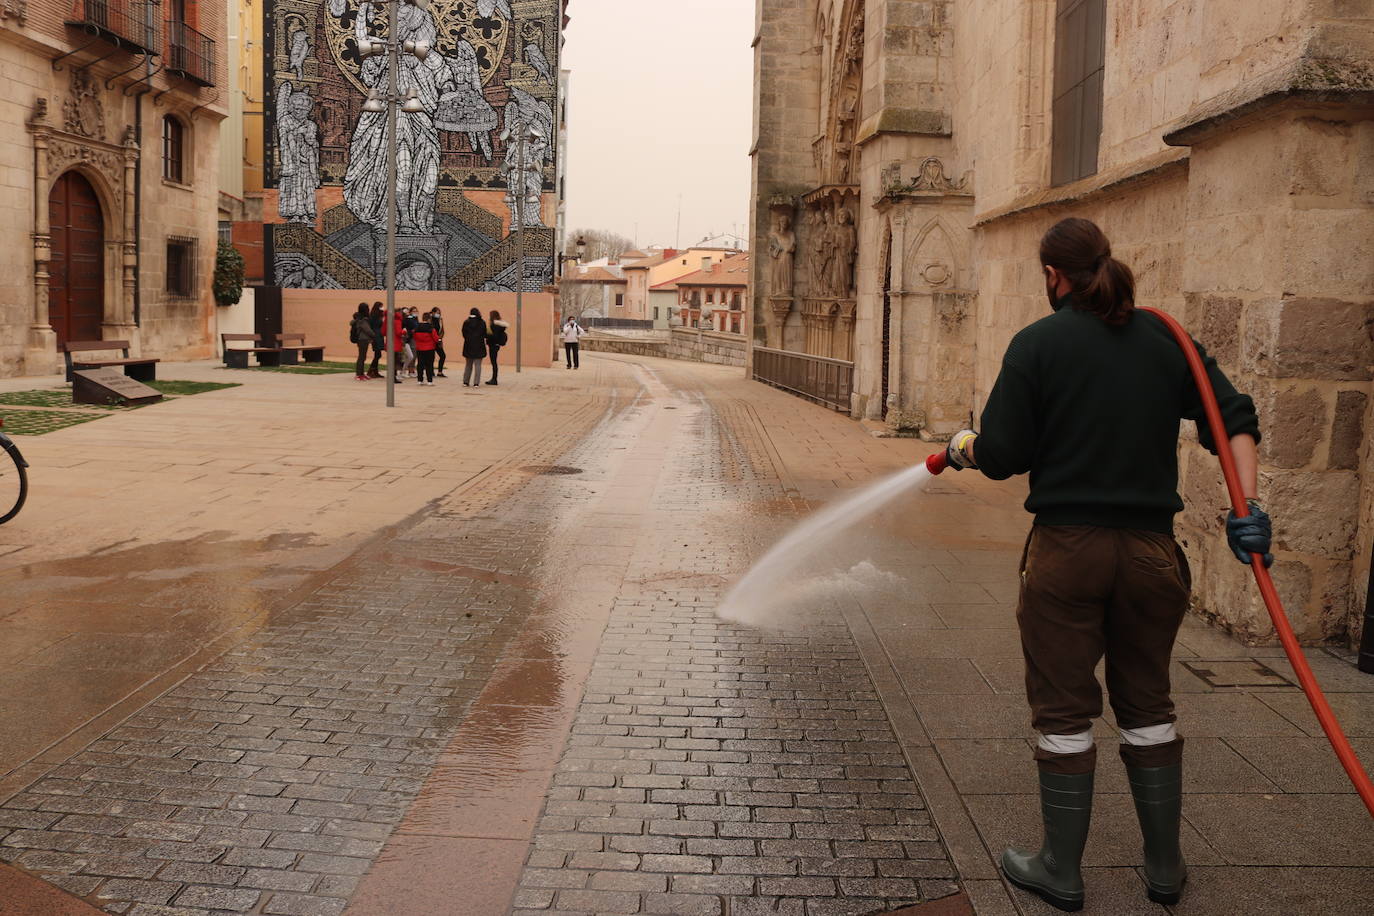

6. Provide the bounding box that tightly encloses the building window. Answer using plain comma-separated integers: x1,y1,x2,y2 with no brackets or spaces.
1051,0,1107,186
218,220,232,244
653,307,659,321
163,116,186,183
615,293,624,307
166,237,196,297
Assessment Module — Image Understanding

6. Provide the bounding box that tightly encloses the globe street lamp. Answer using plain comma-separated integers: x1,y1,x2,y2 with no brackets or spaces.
499,120,546,374
357,3,430,407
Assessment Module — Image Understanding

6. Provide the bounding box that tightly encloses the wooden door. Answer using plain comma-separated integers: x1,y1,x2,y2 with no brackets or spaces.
48,171,105,346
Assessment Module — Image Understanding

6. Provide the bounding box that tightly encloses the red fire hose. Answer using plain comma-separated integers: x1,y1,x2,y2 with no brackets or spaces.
926,306,1374,818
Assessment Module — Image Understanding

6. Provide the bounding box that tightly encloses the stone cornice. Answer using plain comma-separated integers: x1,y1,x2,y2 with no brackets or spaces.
973,148,1190,229
855,106,951,146
1165,57,1374,147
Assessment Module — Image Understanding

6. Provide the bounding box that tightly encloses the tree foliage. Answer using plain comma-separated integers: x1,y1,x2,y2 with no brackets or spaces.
567,227,637,262
213,240,246,307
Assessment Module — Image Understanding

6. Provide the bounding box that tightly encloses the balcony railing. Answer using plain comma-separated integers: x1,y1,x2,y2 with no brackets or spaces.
167,19,215,86
67,0,159,56
752,346,854,414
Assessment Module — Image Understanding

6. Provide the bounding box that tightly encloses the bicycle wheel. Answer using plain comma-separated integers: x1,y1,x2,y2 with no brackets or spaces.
0,439,27,525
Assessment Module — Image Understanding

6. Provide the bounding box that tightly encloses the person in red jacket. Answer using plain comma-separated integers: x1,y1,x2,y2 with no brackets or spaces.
412,313,441,386
390,309,406,384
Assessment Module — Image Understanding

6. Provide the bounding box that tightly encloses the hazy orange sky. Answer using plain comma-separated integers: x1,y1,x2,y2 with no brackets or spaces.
561,0,754,250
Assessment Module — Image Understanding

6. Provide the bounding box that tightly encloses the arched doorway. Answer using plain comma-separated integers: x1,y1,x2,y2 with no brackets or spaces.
48,170,105,347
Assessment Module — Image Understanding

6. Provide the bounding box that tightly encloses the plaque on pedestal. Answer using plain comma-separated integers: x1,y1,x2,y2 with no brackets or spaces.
72,368,164,406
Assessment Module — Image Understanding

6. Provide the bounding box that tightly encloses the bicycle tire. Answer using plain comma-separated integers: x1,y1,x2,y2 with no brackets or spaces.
0,444,27,525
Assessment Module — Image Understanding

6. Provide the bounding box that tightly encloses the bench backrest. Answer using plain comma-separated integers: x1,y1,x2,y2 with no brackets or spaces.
222,333,265,348
278,334,305,345
64,340,131,355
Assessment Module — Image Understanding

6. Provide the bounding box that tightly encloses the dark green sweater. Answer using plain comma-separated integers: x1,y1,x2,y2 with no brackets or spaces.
975,296,1260,534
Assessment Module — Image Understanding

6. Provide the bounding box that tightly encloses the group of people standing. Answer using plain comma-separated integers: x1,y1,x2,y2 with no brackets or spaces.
351,303,510,387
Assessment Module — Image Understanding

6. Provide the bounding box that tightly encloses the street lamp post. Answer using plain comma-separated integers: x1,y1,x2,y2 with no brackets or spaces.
499,121,546,374
358,2,429,407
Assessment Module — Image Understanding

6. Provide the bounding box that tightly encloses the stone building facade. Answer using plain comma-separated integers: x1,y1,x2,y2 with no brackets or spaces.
1,1,227,377
750,0,1374,645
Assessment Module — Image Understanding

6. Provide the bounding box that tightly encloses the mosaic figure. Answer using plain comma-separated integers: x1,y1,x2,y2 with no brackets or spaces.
276,83,320,224
341,0,450,233
288,25,310,81
500,87,552,228
523,21,552,84
396,260,434,290
435,37,499,161
269,0,563,291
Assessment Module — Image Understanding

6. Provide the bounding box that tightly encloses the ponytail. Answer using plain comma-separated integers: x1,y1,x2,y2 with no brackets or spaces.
1039,218,1136,326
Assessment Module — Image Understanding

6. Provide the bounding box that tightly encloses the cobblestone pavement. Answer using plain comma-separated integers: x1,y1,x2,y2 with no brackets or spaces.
506,372,959,916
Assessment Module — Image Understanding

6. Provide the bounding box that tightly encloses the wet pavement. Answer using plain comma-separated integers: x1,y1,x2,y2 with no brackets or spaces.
0,354,1371,914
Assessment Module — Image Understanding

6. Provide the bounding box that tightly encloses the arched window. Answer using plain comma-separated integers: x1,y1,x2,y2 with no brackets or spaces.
162,116,185,184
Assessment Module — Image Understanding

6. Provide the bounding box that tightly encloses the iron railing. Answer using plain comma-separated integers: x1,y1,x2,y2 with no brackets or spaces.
167,18,215,86
581,317,655,330
752,346,854,413
68,0,160,55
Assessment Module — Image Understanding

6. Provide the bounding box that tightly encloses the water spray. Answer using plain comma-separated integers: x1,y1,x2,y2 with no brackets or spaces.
925,307,1374,818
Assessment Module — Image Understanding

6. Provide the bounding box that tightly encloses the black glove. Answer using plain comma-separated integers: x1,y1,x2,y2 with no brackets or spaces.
1226,500,1274,568
945,430,978,472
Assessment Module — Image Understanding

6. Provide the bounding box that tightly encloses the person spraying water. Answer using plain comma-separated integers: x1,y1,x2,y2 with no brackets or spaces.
937,218,1268,912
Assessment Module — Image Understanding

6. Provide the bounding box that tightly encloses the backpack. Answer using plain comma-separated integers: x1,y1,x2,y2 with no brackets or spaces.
349,320,359,344
492,324,509,347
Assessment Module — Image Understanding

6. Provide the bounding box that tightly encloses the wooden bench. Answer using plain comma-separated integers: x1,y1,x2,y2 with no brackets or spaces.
221,333,282,369
63,340,158,383
276,333,326,366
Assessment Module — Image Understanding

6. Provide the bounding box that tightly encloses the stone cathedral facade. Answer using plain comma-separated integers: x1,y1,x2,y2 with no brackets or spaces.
264,0,563,292
750,0,1374,645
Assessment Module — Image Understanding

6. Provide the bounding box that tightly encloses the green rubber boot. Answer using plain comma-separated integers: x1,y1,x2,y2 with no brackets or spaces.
1126,763,1187,904
1001,770,1093,912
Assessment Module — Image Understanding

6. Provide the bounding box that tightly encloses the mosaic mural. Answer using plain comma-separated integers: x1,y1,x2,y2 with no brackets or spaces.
265,0,560,291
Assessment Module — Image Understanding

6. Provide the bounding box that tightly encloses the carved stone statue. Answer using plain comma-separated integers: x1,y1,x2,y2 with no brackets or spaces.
767,209,796,297
817,209,837,297
830,204,857,298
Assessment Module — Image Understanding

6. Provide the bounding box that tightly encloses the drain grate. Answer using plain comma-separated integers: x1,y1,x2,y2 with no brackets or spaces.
521,465,584,475
1182,659,1294,688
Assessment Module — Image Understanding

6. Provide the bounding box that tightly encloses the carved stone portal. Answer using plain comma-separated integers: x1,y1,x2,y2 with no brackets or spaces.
26,93,140,372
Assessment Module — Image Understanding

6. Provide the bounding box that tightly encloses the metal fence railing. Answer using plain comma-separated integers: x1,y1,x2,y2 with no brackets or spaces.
167,18,216,86
69,0,160,55
751,346,854,413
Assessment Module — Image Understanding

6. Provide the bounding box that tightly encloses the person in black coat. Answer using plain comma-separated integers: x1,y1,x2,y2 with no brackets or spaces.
460,308,488,387
484,309,510,386
367,302,385,377
431,307,448,378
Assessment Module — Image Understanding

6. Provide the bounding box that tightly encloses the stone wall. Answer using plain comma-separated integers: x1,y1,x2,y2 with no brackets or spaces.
751,0,1374,644
668,328,749,368
582,329,749,368
580,334,670,359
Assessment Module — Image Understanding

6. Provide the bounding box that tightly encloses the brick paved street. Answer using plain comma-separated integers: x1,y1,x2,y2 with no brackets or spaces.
1,353,1372,914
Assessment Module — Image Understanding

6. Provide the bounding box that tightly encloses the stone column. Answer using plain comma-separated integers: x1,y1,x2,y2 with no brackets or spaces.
27,119,57,374
118,131,139,339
